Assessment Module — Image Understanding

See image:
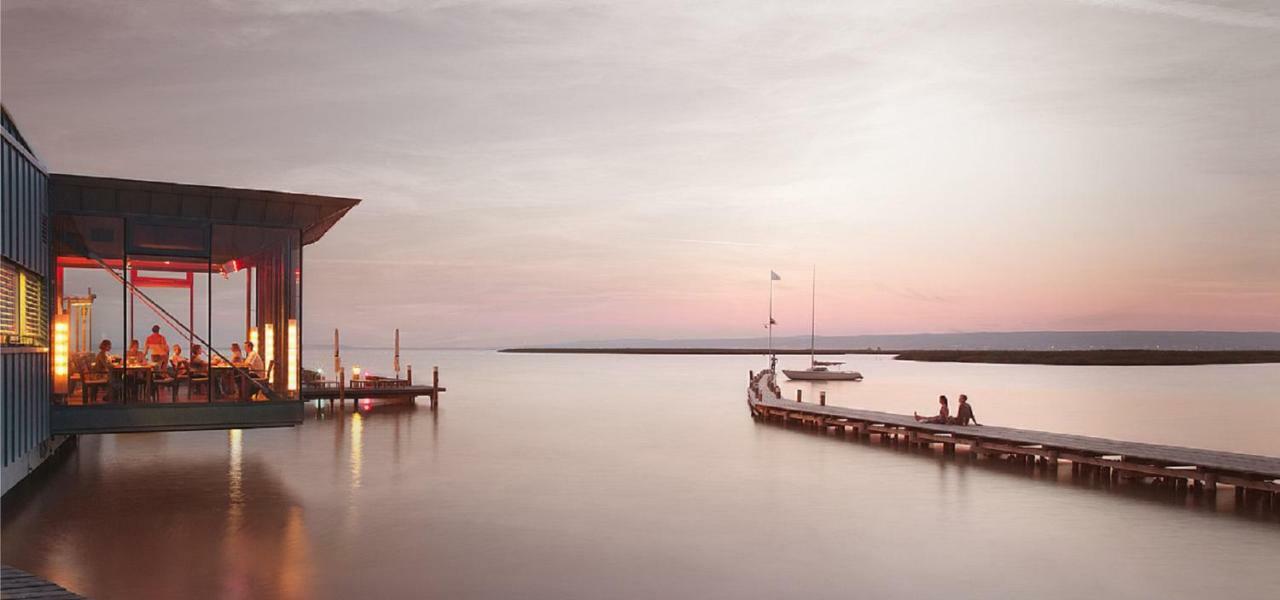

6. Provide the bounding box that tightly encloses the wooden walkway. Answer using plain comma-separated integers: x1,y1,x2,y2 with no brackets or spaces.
747,370,1280,497
1,566,83,599
300,384,446,401
302,370,445,409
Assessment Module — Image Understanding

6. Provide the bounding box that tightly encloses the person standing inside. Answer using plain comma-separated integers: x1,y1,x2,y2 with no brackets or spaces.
954,394,979,426
145,325,169,366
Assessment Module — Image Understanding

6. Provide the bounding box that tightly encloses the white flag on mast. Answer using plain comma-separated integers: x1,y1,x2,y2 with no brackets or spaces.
770,271,781,281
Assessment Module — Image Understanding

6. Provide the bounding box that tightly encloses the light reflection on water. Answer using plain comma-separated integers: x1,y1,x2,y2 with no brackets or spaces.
2,351,1278,599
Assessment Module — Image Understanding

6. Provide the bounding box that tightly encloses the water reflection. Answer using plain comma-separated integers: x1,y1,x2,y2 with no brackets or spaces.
349,413,364,490
766,420,1280,522
2,441,314,599
3,352,1277,599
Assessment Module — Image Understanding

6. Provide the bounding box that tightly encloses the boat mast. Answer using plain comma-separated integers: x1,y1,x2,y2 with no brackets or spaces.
810,265,816,369
768,271,775,369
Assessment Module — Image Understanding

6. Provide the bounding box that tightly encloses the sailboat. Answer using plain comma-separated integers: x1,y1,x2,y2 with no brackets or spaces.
782,268,863,382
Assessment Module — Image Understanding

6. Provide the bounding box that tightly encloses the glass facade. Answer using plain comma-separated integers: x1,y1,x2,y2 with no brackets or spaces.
53,215,303,406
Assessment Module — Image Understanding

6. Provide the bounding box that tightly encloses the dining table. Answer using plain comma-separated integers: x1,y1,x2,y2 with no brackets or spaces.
108,363,154,404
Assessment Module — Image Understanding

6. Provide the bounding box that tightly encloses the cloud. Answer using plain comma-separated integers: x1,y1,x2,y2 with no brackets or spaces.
1069,0,1280,30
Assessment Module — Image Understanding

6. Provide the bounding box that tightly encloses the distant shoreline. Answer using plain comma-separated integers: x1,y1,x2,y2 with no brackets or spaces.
498,348,895,355
892,349,1280,366
498,347,1280,365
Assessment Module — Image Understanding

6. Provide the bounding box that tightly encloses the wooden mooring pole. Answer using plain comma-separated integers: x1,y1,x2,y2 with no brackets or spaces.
431,366,440,410
333,328,342,414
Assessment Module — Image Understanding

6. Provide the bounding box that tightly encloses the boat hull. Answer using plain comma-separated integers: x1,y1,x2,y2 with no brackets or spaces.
782,369,863,381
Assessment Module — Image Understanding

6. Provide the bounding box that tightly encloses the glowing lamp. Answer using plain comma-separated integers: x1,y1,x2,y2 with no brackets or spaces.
249,326,259,352
263,323,275,383
287,319,298,392
352,365,361,380
52,315,70,394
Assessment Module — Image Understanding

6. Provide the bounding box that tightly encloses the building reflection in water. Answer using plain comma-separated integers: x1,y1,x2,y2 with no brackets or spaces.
349,412,364,491
0,433,316,600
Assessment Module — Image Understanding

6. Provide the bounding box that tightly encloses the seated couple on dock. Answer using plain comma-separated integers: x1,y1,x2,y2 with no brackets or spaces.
914,394,979,426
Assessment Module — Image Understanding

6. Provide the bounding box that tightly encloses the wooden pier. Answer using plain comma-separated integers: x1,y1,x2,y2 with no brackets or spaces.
1,565,84,599
306,329,446,411
747,371,1280,501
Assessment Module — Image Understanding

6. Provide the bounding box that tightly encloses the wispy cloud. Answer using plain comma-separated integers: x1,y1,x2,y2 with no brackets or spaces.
1069,0,1280,30
651,238,768,248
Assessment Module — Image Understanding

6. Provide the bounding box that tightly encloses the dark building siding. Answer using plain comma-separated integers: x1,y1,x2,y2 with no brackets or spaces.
2,111,55,495
3,351,50,468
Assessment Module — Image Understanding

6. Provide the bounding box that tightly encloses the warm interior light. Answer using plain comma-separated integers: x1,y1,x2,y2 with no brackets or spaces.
249,326,259,352
287,319,298,392
352,365,361,380
52,315,70,394
263,323,275,383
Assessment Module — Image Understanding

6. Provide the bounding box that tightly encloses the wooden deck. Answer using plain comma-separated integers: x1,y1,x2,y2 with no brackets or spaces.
1,566,83,599
748,370,1280,497
300,384,445,401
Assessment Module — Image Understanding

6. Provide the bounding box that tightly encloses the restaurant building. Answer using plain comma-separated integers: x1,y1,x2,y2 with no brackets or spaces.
1,106,359,495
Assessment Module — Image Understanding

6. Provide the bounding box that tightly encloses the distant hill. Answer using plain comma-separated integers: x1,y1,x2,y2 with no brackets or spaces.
528,331,1280,351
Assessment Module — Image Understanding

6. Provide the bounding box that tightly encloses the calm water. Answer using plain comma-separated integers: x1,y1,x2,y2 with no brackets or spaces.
3,351,1278,599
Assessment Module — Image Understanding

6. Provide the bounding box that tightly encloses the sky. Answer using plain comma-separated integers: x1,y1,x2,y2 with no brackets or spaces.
3,0,1278,347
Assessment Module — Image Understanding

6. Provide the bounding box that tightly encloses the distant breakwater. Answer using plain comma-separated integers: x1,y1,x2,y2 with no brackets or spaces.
498,348,894,355
892,349,1280,366
499,348,1280,365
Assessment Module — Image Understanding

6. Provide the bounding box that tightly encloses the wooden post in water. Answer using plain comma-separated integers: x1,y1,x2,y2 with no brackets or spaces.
819,391,826,406
394,328,401,380
407,365,413,386
431,366,439,410
333,328,342,414
338,367,346,414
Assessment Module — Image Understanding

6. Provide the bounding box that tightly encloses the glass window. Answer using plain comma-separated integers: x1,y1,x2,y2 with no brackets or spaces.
1,258,48,346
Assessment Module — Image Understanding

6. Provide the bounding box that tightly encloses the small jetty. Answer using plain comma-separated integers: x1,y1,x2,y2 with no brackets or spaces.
747,370,1280,503
300,328,446,411
302,373,445,408
1,565,84,599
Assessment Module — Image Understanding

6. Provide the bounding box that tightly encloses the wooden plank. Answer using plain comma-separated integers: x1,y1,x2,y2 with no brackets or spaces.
0,565,83,600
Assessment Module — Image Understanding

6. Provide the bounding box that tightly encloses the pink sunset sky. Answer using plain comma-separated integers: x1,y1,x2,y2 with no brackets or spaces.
3,0,1278,346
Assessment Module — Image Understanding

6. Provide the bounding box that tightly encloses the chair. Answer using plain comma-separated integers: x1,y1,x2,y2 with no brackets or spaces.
72,354,111,405
151,366,182,403
246,360,274,401
188,366,211,401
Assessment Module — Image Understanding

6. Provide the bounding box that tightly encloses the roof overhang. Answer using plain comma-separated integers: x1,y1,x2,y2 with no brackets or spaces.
49,174,360,245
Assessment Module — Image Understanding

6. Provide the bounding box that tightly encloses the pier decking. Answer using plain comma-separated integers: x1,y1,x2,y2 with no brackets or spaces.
301,367,445,410
1,566,83,599
747,371,1280,498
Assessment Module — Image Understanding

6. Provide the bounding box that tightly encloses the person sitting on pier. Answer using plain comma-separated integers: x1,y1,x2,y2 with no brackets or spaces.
952,394,979,426
914,395,949,424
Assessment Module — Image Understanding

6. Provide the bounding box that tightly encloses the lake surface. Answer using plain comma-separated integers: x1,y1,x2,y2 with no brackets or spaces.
3,351,1278,599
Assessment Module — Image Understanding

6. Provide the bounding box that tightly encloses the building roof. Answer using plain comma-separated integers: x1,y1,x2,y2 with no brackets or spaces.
49,174,360,245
